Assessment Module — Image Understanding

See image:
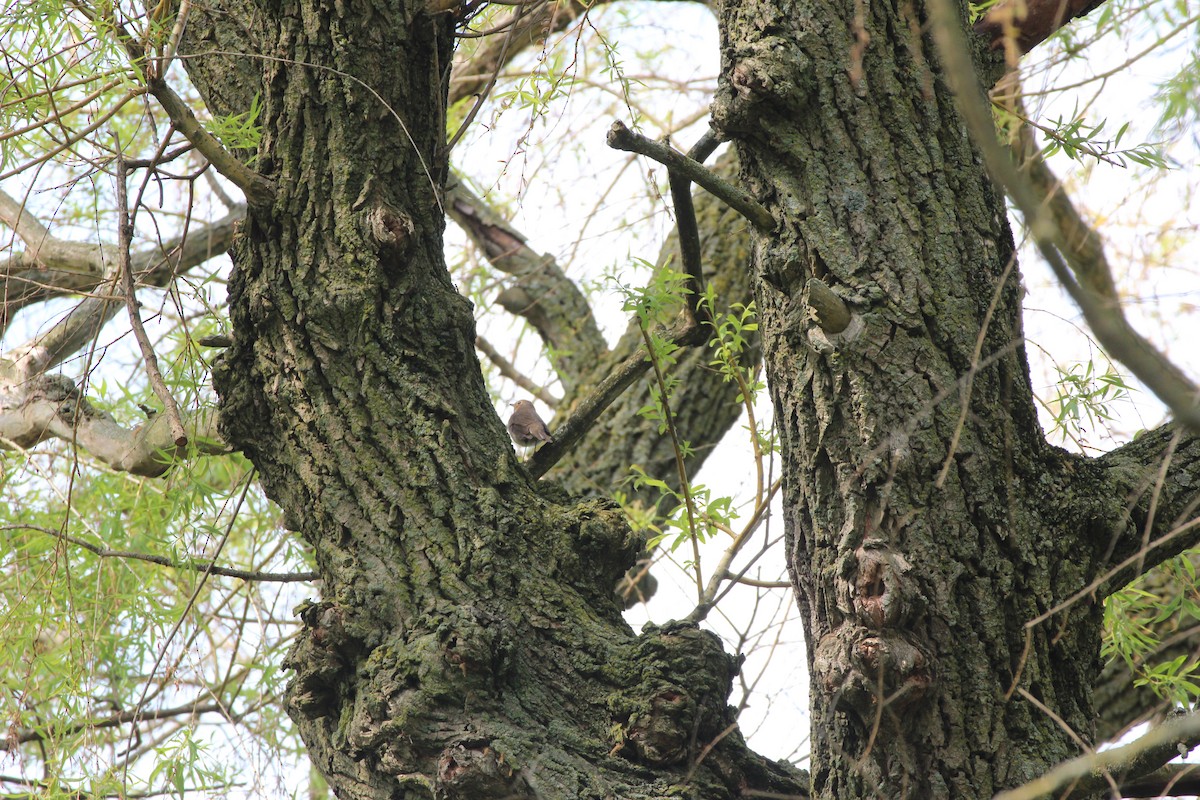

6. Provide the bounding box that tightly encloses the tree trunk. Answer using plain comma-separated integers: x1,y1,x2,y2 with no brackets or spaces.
197,3,803,798
184,0,1200,797
713,0,1200,797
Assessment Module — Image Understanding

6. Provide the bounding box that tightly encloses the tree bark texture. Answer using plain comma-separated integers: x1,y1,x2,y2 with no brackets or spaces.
177,0,1200,747
713,0,1200,797
195,2,804,798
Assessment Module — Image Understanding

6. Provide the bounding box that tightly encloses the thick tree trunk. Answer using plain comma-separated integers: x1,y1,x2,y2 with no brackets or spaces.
179,1,1200,753
197,3,803,798
180,1,1200,797
711,0,1199,797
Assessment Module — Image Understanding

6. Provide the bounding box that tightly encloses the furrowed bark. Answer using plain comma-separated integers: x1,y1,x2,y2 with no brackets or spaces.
196,2,805,797
712,0,1199,795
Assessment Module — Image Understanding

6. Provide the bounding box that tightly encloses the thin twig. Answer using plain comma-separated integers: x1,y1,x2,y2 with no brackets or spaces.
121,470,257,794
722,573,790,589
157,0,192,79
3,524,315,582
446,0,528,153
935,255,1016,488
116,149,189,447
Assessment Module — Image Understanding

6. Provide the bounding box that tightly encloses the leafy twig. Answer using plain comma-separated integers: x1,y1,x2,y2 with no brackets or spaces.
637,318,704,600
930,0,1200,430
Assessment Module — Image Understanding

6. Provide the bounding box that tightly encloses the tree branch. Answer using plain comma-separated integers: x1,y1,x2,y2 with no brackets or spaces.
3,523,315,582
446,177,607,392
527,319,704,479
145,78,275,208
0,374,227,477
994,710,1200,800
975,0,1108,59
0,697,228,750
929,0,1200,431
607,120,775,232
1,206,244,370
1095,424,1200,582
116,154,188,447
0,187,49,247
666,129,721,329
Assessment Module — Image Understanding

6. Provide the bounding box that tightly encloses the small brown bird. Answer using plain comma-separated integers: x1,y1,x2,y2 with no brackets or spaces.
507,400,554,454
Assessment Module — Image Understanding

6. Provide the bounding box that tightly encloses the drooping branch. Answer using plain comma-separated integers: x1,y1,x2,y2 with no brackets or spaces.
3,523,315,582
929,0,1200,431
449,0,589,106
1093,554,1200,741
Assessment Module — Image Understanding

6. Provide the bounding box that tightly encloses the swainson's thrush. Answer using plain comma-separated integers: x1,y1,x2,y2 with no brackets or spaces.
508,400,554,452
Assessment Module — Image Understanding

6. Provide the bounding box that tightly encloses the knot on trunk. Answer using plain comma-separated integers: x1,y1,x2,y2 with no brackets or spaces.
284,601,358,717
607,623,741,766
813,627,935,722
366,203,414,254
437,741,530,800
846,542,915,629
712,38,815,135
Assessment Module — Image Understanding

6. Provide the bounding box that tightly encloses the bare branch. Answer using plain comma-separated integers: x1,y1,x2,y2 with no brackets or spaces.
1,205,244,370
475,335,559,407
0,188,50,247
607,120,775,232
975,0,1107,59
446,178,607,391
666,129,721,330
0,374,227,477
527,320,705,479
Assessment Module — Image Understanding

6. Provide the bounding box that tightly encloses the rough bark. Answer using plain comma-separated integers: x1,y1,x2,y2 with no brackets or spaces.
173,0,1200,797
713,0,1200,797
196,2,804,798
